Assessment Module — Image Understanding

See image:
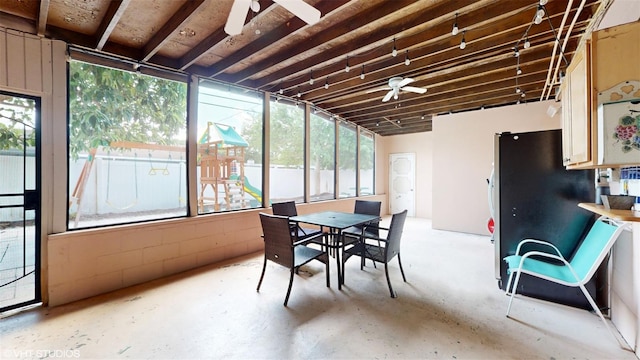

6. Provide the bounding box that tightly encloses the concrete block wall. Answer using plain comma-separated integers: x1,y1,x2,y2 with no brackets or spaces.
46,196,386,306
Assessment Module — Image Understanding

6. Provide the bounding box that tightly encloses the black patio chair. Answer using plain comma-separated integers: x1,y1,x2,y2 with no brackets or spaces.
272,201,324,246
256,213,330,306
343,209,408,298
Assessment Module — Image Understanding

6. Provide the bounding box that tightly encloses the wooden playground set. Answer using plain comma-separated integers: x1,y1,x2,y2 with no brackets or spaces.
69,123,260,225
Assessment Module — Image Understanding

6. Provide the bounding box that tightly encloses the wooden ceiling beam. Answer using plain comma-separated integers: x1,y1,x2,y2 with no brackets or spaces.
37,0,50,36
178,1,276,71
275,0,541,98
204,0,351,77
141,0,207,62
321,43,567,112
302,6,590,105
221,0,470,85
95,0,131,50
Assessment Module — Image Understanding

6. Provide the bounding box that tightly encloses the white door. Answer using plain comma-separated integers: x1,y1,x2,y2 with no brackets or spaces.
389,153,415,216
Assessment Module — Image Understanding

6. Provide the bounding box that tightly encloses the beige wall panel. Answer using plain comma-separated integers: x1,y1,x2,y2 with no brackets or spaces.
24,34,42,92
40,40,53,94
6,29,26,89
0,30,6,86
50,40,68,234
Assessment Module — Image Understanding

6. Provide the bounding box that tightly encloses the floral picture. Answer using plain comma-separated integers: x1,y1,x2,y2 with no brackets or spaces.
613,112,640,153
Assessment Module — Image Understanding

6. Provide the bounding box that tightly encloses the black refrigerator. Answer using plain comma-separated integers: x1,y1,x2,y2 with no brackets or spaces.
492,129,597,309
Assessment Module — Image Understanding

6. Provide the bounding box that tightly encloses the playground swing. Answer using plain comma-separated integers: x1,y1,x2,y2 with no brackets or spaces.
148,151,170,175
105,151,139,210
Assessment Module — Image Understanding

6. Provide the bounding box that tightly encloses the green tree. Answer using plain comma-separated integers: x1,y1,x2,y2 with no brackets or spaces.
68,61,187,159
0,96,36,150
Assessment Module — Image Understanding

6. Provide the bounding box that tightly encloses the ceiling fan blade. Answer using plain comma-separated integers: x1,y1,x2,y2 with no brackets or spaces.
273,0,321,25
402,86,427,94
224,0,252,36
382,90,394,102
397,77,414,88
366,86,391,93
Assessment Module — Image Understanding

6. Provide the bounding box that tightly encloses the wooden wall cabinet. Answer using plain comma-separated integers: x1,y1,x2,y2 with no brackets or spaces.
562,41,591,167
562,20,640,169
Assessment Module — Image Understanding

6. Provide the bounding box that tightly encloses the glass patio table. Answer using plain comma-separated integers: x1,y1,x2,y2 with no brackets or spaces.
290,211,380,290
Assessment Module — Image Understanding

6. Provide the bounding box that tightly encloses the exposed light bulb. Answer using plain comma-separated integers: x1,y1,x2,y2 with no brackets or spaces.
516,87,521,93
324,78,329,89
521,92,526,98
360,65,365,79
309,70,314,85
539,0,548,5
534,6,544,25
516,67,522,75
524,38,530,49
452,12,459,35
309,78,314,85
392,38,397,57
459,31,466,50
345,57,350,72
514,47,519,57
376,122,379,127
404,50,410,66
279,88,283,95
421,115,425,120
297,90,301,98
250,0,260,13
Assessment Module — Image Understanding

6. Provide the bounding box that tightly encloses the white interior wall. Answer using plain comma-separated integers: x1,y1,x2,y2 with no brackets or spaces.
432,100,562,235
382,132,434,219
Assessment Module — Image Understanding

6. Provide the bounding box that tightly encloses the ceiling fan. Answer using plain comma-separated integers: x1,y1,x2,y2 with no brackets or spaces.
367,77,427,102
224,0,321,36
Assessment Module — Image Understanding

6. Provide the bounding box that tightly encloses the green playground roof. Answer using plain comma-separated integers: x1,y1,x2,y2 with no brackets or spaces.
204,123,248,147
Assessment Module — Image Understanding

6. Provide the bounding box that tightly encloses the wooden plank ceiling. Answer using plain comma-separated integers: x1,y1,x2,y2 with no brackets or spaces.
0,0,607,136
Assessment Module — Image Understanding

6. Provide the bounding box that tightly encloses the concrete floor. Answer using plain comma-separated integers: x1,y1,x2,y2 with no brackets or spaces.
1,217,637,359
